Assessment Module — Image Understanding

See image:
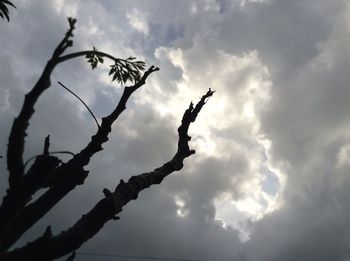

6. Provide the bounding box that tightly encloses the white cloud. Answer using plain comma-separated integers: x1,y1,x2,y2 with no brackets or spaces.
1,1,349,261
126,8,150,35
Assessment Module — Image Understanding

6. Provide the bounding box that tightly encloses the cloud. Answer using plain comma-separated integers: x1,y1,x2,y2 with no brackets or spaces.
126,9,149,35
1,1,349,261
241,2,350,260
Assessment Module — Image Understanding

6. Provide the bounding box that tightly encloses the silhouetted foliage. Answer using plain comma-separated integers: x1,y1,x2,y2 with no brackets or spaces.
0,17,213,260
0,0,15,22
85,46,146,85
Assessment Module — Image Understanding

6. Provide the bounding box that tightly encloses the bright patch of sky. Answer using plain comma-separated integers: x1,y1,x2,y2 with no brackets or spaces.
1,1,350,260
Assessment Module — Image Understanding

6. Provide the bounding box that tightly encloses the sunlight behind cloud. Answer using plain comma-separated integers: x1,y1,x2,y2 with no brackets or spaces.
174,195,189,218
1,1,349,260
336,144,350,168
141,41,286,239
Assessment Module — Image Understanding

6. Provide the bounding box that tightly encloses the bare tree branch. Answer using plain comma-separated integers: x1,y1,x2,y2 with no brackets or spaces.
57,50,130,65
0,15,155,251
0,89,214,261
0,66,159,251
1,20,78,241
6,19,76,191
58,81,100,129
0,15,212,260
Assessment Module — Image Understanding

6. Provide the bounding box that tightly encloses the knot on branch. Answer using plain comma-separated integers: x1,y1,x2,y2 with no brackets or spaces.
115,179,139,200
103,188,112,197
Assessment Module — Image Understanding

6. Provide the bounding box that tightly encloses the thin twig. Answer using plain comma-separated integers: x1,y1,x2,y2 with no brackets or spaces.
24,151,75,170
65,251,76,261
58,81,100,129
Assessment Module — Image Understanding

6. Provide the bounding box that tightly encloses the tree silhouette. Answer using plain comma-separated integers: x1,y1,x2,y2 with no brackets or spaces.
0,0,15,22
0,18,214,260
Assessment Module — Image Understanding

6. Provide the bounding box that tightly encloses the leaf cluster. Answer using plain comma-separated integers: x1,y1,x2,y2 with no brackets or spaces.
0,0,16,22
109,57,146,85
85,46,104,69
85,47,146,85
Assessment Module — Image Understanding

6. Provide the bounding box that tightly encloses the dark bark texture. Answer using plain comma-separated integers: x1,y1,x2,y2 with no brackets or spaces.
0,18,214,260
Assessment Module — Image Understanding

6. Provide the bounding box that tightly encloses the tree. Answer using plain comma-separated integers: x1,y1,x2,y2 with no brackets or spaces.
0,18,214,260
0,0,16,22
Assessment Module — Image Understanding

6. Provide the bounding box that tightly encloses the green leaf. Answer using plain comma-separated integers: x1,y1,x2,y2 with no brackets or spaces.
106,57,147,85
0,5,9,21
109,67,115,75
3,1,16,8
112,72,118,82
3,8,9,21
92,60,98,69
122,73,128,84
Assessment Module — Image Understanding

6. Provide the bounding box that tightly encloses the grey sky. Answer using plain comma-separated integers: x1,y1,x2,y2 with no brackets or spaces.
0,0,349,260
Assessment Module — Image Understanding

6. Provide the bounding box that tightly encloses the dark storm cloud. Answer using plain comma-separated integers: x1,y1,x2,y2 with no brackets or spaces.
216,0,333,78
240,2,350,260
1,1,350,261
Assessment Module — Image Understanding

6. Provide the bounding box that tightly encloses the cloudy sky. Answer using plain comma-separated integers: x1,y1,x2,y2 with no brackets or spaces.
0,0,350,260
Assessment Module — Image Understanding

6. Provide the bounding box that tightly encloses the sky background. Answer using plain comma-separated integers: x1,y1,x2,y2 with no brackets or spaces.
0,0,350,260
